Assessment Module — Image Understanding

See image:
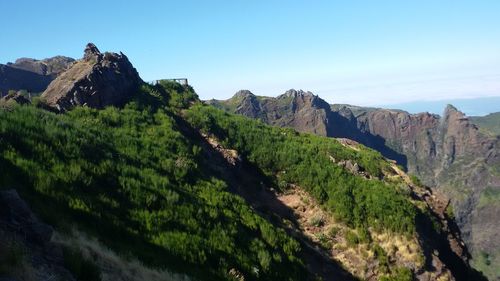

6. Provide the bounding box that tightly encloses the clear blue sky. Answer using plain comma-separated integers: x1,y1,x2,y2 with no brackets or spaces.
2,0,500,114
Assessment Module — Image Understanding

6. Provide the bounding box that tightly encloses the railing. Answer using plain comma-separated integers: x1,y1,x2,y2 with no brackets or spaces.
149,78,189,86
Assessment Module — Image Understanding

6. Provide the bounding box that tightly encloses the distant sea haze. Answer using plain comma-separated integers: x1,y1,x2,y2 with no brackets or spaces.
376,96,500,116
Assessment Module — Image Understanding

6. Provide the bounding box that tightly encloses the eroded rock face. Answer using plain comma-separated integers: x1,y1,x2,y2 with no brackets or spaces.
328,105,500,280
41,43,142,112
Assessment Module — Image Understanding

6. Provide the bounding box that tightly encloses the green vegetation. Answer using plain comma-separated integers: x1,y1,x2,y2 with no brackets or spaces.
473,250,500,280
186,104,417,234
372,244,390,273
379,267,413,281
445,204,455,219
345,231,360,247
470,112,500,136
0,84,306,280
0,81,444,280
478,186,500,208
409,174,422,186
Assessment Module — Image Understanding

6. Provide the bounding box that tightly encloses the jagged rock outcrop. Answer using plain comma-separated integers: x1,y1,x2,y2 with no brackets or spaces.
0,189,75,281
209,89,331,136
208,90,500,280
41,43,142,112
0,56,74,94
339,104,500,278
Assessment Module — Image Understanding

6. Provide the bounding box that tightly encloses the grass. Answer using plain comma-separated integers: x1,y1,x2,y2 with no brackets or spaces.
54,231,193,281
472,250,500,281
477,187,500,208
470,112,500,136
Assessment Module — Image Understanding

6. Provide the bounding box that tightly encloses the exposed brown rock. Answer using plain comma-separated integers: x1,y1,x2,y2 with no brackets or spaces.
209,89,331,136
41,43,142,112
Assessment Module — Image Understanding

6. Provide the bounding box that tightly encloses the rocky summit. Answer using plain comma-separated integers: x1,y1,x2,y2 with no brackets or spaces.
208,89,333,136
209,90,500,279
41,43,142,112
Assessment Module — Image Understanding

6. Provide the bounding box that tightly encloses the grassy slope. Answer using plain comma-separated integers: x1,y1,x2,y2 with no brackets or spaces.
0,84,307,281
0,82,452,281
185,104,418,235
470,112,500,136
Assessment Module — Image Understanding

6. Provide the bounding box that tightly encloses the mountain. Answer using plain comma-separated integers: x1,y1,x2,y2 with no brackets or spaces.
209,90,500,280
0,55,74,94
0,45,487,281
470,112,500,136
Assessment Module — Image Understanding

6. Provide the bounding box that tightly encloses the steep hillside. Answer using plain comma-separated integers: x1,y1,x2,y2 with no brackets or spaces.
209,90,500,280
1,85,308,281
3,83,490,281
0,56,74,94
470,112,500,136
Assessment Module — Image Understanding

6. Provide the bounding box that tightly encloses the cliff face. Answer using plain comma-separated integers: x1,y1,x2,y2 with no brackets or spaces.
340,104,500,278
0,56,74,94
41,43,142,112
209,91,500,279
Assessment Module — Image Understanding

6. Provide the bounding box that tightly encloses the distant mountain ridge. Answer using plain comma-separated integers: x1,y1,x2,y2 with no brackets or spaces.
470,112,500,136
0,56,74,94
208,90,500,280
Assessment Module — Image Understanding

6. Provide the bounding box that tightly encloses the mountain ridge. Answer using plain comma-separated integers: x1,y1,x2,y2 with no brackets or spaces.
208,89,500,280
0,55,74,94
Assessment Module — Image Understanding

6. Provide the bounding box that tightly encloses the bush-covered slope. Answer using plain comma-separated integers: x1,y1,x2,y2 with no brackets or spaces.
185,104,417,235
0,84,307,281
0,82,486,281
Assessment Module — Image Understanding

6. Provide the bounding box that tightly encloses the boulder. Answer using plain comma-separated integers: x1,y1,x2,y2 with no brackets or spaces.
41,43,142,112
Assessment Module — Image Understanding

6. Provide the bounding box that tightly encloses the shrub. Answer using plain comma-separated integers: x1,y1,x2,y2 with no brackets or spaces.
309,215,324,227
380,267,413,281
345,231,359,247
373,244,390,273
409,174,422,186
328,226,341,238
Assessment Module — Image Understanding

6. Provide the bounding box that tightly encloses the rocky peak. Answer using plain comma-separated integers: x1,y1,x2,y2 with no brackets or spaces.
233,89,255,99
280,89,315,98
83,43,102,62
443,104,467,122
41,43,142,112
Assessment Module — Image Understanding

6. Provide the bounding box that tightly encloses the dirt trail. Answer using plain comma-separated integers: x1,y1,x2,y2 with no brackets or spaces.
196,132,356,281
